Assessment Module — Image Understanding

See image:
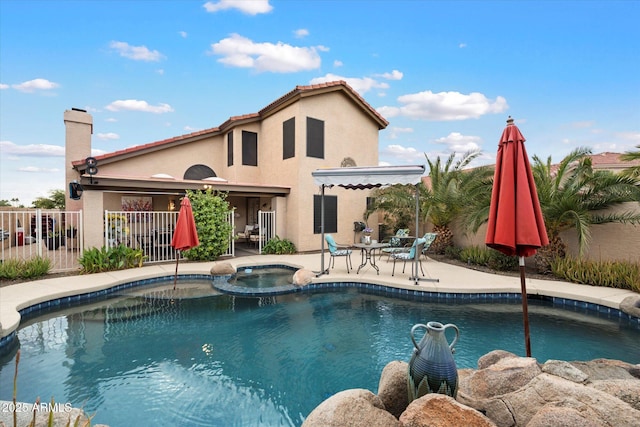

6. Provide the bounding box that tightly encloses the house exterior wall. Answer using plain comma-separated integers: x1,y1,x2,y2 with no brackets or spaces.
67,84,385,253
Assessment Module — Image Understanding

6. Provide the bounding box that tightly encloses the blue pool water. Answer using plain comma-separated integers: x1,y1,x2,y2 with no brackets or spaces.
1,281,639,426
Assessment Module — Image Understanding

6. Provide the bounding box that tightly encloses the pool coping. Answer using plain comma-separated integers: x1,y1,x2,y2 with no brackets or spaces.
2,254,639,355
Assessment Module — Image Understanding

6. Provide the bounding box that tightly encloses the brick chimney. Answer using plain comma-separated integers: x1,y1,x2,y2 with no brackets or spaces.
64,108,92,211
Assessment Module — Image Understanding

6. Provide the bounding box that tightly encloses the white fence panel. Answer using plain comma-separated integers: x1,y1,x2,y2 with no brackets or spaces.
0,209,83,273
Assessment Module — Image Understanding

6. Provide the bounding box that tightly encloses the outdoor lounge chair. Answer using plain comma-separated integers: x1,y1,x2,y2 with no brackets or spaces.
379,228,411,261
420,232,438,259
325,234,353,273
391,237,426,277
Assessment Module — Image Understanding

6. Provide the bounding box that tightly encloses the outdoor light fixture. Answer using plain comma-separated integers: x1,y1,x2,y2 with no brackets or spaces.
86,156,98,184
69,180,83,200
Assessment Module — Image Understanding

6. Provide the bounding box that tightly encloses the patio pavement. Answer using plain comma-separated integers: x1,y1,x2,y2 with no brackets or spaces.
1,251,638,341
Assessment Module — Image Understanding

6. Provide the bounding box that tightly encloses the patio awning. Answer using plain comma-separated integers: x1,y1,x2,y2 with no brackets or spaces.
312,165,425,189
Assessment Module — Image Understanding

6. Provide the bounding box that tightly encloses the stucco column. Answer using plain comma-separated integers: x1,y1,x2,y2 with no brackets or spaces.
64,109,92,211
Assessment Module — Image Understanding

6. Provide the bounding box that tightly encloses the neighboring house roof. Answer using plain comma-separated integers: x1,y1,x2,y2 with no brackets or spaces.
72,80,388,169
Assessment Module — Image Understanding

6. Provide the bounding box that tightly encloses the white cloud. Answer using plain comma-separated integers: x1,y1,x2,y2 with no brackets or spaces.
11,78,60,93
433,132,483,152
333,60,343,67
616,131,640,142
105,118,118,122
96,132,120,140
459,43,467,48
377,70,403,80
105,100,174,113
109,41,165,62
379,90,508,121
0,83,9,90
380,144,424,164
18,166,61,173
178,31,188,38
209,33,323,73
156,69,164,75
0,140,64,157
203,0,273,15
310,73,388,94
387,127,413,140
294,28,309,38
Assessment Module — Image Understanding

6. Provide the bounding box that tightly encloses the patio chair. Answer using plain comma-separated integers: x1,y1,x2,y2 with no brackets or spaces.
420,232,438,259
379,228,411,261
325,234,353,273
236,224,254,244
391,237,426,277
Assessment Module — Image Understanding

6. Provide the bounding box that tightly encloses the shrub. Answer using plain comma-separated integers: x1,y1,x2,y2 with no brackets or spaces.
262,236,297,254
487,251,519,272
182,189,234,261
0,257,51,281
78,244,145,274
444,245,462,260
459,245,492,267
550,256,640,292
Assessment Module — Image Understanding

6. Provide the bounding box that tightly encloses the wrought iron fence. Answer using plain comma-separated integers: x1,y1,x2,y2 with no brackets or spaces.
0,209,83,273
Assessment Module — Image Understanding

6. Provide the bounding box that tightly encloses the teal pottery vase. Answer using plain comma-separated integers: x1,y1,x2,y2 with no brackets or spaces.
407,321,459,401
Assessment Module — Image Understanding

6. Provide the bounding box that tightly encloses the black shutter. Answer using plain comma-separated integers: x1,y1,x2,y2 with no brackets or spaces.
306,117,324,159
314,194,337,234
227,132,233,166
283,117,295,159
242,130,258,166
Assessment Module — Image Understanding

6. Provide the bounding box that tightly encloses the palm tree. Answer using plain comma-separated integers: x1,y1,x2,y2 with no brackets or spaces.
365,184,415,235
620,145,640,180
531,147,640,272
421,150,493,253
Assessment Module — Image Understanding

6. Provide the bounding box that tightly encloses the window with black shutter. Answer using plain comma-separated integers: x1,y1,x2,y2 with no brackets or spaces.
283,117,295,159
306,117,324,159
313,194,337,234
227,132,233,166
242,130,258,166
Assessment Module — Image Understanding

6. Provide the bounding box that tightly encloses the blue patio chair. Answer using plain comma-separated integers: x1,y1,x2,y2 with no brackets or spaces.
420,232,438,259
391,237,426,277
379,228,411,261
325,234,353,273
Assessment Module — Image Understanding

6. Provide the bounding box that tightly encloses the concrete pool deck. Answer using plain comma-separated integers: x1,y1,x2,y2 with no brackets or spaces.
1,252,639,343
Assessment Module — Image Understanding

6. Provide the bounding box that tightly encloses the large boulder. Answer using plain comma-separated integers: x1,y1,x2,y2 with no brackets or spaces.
302,389,400,427
377,360,409,419
399,394,496,427
459,355,640,427
210,262,235,275
293,268,315,286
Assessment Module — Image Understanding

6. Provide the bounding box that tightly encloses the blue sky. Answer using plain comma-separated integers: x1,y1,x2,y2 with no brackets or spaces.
1,0,639,206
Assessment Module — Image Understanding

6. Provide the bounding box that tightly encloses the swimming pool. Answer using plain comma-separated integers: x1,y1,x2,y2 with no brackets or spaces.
1,279,638,426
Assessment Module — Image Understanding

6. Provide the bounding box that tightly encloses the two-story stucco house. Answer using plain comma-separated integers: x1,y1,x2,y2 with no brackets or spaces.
64,81,388,253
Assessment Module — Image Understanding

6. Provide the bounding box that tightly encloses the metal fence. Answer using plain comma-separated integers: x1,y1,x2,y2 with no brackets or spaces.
0,209,83,272
105,210,237,264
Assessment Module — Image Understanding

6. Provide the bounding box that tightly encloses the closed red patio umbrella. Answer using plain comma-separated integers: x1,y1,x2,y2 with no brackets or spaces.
486,117,549,357
171,196,199,289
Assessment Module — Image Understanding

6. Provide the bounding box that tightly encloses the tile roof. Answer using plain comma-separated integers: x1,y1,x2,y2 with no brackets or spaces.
72,81,387,167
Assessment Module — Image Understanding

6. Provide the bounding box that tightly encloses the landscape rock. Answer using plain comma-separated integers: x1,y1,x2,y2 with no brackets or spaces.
399,394,496,427
377,360,409,418
292,268,315,286
458,355,541,399
477,349,518,370
526,402,605,427
302,388,400,427
620,294,640,318
209,262,235,275
541,359,588,383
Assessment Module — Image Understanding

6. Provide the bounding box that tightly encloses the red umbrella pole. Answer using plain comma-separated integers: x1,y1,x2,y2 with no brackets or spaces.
173,250,180,290
519,256,531,357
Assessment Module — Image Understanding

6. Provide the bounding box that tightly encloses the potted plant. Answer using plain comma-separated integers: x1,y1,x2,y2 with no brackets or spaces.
66,225,77,238
46,229,63,250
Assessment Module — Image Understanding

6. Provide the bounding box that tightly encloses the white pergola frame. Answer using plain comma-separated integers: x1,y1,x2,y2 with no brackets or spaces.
312,165,438,284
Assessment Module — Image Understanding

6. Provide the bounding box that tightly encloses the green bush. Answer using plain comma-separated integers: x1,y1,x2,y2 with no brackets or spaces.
262,236,297,254
487,251,519,272
78,244,145,274
459,245,492,266
0,257,51,280
182,189,234,261
444,245,462,259
550,256,640,292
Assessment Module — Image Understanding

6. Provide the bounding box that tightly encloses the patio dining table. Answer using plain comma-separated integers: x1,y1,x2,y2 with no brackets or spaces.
353,242,389,275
